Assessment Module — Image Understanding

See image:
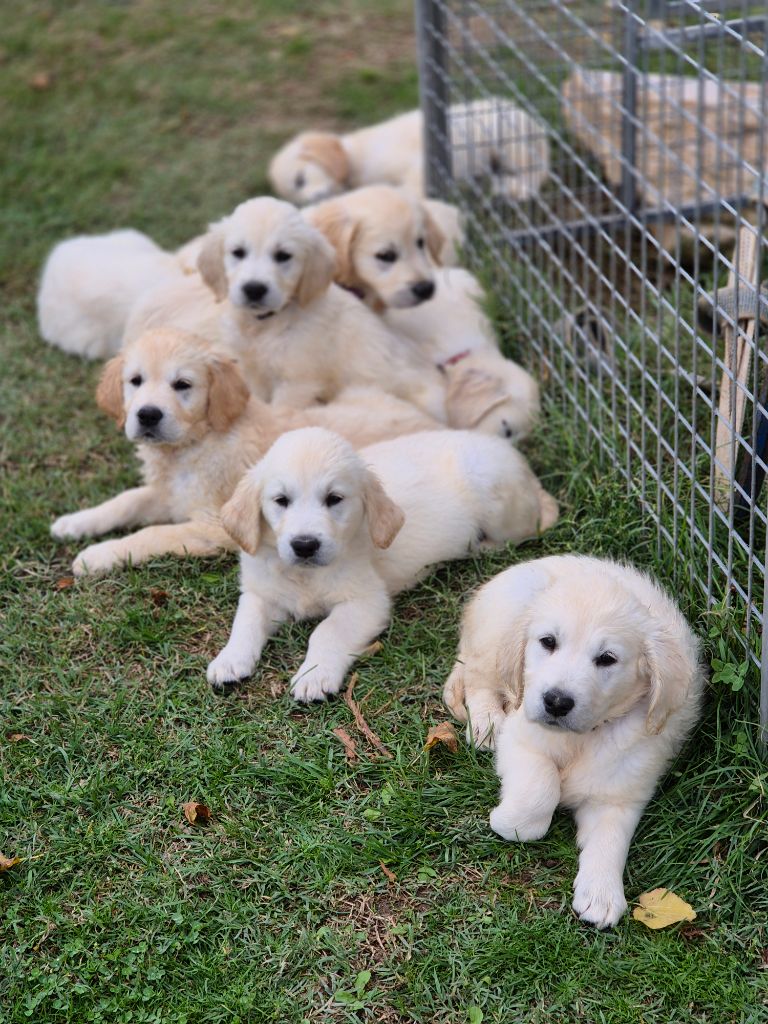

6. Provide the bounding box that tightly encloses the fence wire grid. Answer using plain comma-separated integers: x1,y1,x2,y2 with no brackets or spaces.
415,0,768,735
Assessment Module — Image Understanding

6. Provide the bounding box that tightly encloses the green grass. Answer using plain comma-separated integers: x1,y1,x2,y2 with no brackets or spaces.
2,2,768,1022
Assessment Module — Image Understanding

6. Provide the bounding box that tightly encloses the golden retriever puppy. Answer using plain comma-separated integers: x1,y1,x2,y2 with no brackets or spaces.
269,99,550,204
208,427,558,698
308,187,540,441
132,197,448,418
51,328,438,576
37,229,184,359
443,555,704,929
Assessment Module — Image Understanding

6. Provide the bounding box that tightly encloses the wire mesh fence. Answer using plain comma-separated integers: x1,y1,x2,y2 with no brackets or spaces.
415,0,768,736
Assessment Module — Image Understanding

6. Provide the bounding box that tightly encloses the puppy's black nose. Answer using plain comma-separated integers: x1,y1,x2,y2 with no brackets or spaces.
411,279,435,302
137,405,163,427
290,535,321,559
543,689,575,718
242,281,268,303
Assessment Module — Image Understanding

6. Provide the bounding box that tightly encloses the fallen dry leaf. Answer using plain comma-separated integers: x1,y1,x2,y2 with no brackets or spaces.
360,640,383,657
182,802,211,826
30,71,52,90
344,673,392,759
332,726,358,763
424,721,459,754
55,577,75,591
0,854,21,872
379,861,397,883
633,888,696,929
149,588,169,607
759,947,768,970
6,733,30,743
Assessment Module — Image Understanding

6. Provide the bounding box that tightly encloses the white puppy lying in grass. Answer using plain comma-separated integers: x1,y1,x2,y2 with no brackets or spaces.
443,555,704,929
208,427,558,700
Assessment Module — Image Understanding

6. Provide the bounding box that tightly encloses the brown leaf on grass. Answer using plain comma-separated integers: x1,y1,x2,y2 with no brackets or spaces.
30,71,52,90
55,576,75,591
149,588,169,607
379,861,397,883
182,802,211,826
6,733,30,743
0,854,21,872
360,640,383,657
424,722,458,754
632,888,696,929
332,727,358,763
759,948,768,970
344,674,392,759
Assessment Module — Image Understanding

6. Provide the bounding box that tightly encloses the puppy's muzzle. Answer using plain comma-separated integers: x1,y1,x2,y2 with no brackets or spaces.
410,279,435,303
242,281,269,304
290,535,322,561
542,688,575,719
137,405,164,438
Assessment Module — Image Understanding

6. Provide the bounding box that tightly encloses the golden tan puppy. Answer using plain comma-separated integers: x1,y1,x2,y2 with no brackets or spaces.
268,99,550,204
208,427,558,699
307,187,540,441
50,328,438,576
444,555,704,929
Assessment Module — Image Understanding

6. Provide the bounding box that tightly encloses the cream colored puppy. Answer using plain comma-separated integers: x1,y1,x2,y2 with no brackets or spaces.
308,187,539,441
37,229,184,359
208,427,558,698
444,555,704,929
148,196,447,417
269,99,550,203
51,328,438,576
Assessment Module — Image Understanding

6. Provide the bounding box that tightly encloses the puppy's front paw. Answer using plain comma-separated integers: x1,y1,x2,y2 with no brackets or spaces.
207,649,256,692
52,511,96,541
290,664,344,703
572,869,627,929
72,540,125,576
489,801,553,842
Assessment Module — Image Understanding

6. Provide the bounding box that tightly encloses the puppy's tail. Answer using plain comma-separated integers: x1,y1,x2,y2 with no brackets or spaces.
537,487,559,534
443,661,469,723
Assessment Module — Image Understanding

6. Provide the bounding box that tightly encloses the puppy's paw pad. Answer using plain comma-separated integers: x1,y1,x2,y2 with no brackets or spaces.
572,875,627,930
207,653,254,691
72,541,122,576
290,669,342,703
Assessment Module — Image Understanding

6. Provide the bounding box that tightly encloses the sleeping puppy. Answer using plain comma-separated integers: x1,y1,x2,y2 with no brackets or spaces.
51,327,438,576
269,99,550,204
307,186,540,441
132,196,448,418
208,427,559,698
443,555,704,929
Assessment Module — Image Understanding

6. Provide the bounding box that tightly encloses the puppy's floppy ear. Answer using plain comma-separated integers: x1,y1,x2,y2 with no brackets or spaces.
362,470,405,549
300,133,351,186
496,616,529,710
306,202,359,287
423,207,446,266
96,355,126,428
296,229,337,307
219,469,263,556
207,357,250,432
641,622,699,735
197,226,227,302
444,366,510,429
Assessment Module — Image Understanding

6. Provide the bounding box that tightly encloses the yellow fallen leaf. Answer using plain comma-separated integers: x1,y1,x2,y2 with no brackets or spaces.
182,802,211,825
0,853,21,872
424,721,458,753
633,888,696,929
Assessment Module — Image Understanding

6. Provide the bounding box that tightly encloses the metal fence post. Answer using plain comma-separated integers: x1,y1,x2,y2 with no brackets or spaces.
415,0,452,196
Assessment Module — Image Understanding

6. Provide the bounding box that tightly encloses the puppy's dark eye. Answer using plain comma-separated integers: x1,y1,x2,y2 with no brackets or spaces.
375,249,398,264
539,635,557,652
172,380,192,392
231,247,246,259
325,493,344,507
295,172,306,189
595,651,617,668
416,237,425,249
274,495,290,508
129,375,143,387
274,249,292,263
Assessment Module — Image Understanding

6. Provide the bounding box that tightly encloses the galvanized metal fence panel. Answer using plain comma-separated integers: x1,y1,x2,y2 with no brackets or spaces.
416,0,768,736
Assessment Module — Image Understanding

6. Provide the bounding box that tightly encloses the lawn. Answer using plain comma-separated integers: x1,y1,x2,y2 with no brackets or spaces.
2,2,767,1022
